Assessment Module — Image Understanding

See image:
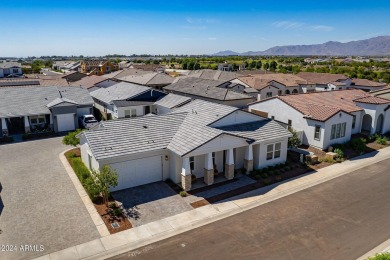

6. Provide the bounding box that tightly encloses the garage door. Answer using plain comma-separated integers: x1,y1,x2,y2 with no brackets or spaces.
110,156,163,191
57,114,76,132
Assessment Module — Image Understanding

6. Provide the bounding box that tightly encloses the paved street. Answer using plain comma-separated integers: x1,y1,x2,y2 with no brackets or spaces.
0,138,100,260
112,158,390,260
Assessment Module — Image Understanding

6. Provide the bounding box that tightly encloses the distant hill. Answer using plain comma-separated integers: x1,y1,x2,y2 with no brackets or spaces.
212,50,240,56
213,36,390,56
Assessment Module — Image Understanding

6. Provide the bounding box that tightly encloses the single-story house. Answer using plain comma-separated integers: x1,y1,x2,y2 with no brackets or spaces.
154,93,192,115
371,88,390,101
296,72,351,92
0,62,23,78
248,89,390,150
90,82,166,119
0,86,94,136
80,99,292,191
119,72,174,90
70,75,118,92
350,78,388,92
164,77,255,108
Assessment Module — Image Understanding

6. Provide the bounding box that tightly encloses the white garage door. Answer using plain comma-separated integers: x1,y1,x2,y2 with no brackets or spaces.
110,156,163,191
57,114,76,132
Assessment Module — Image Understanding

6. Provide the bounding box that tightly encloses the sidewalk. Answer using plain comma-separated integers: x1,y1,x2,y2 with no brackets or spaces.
357,239,390,260
35,146,390,260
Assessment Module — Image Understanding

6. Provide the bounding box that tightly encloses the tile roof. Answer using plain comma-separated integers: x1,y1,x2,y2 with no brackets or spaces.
46,97,78,108
154,93,192,109
0,62,21,69
84,99,292,159
297,72,349,84
371,88,390,101
82,60,108,67
0,86,93,118
84,113,188,160
239,73,305,89
120,72,174,86
164,77,253,101
0,78,69,87
90,82,150,104
351,78,387,87
251,89,388,122
187,69,241,81
112,100,155,107
353,96,390,104
70,75,108,89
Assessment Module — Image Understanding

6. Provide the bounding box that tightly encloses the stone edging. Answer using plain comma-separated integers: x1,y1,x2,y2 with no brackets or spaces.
59,149,110,237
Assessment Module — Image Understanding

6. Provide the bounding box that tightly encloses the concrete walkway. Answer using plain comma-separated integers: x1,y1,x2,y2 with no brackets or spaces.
34,146,390,260
357,239,390,260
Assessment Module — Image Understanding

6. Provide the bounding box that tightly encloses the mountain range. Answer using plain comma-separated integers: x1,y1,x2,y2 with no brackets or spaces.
213,36,390,56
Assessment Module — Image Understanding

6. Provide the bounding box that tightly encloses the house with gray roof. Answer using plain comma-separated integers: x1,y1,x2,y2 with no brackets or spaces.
0,86,93,136
154,93,192,114
0,62,23,78
79,99,292,191
164,77,255,108
90,82,166,120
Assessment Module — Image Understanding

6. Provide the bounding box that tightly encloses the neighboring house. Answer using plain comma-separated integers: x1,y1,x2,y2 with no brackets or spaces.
154,93,192,115
164,77,255,108
0,86,93,136
129,63,165,73
218,63,233,71
118,61,130,69
79,99,292,191
119,72,174,90
0,78,69,87
80,60,118,75
52,61,81,72
70,75,118,92
248,89,390,150
186,69,241,81
371,88,390,101
0,62,23,78
90,82,166,119
350,78,387,92
296,72,351,92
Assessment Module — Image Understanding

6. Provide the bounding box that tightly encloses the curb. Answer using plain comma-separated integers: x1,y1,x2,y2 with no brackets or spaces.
35,146,390,260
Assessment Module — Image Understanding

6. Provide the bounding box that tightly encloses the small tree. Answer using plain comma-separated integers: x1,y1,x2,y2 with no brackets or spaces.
288,128,301,148
62,129,83,146
90,165,118,205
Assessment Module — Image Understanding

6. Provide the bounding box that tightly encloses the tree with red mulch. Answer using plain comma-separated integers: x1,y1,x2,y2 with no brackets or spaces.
90,165,118,205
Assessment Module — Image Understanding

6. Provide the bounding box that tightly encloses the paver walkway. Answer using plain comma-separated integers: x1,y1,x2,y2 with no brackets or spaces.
34,146,390,260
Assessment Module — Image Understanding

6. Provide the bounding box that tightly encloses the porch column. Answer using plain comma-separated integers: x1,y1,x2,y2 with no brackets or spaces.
181,157,191,191
24,116,31,133
244,144,254,174
204,153,214,185
49,114,54,130
1,118,8,136
224,148,235,180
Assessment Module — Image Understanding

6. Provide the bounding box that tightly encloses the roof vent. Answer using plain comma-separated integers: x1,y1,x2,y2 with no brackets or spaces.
104,147,112,151
143,125,148,129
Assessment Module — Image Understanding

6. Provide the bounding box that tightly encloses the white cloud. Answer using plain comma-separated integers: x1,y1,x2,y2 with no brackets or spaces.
272,20,334,32
186,17,219,24
208,37,217,41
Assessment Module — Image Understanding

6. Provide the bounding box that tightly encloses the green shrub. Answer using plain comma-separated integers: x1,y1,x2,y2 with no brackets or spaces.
268,170,275,176
179,191,187,197
109,202,117,209
333,148,344,159
376,135,388,145
263,179,271,185
254,174,261,180
319,157,335,163
284,166,291,171
261,173,268,179
0,136,14,144
368,252,390,260
62,129,83,146
349,138,366,154
113,208,122,217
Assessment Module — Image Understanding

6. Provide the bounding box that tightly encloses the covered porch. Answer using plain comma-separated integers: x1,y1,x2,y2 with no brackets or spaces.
1,114,53,137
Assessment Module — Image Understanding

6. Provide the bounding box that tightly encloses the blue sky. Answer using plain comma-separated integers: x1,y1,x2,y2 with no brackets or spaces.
1,0,390,56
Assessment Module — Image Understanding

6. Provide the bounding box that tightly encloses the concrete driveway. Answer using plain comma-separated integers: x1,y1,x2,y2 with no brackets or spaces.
0,138,100,260
112,182,193,227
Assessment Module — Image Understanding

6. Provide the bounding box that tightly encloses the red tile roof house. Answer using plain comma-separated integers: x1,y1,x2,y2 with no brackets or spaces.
248,89,390,150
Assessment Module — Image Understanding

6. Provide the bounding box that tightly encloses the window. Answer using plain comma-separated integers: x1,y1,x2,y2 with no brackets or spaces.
266,144,274,160
266,92,272,98
106,66,110,72
314,125,321,140
212,152,216,166
189,156,195,171
266,142,282,160
288,119,292,130
278,90,282,95
30,115,46,125
271,116,275,120
124,109,137,118
352,115,356,129
331,122,347,140
12,68,19,73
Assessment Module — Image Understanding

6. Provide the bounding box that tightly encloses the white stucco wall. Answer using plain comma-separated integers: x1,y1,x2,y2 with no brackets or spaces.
254,137,289,169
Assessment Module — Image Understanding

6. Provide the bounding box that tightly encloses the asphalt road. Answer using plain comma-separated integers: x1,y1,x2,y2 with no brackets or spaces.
111,158,390,260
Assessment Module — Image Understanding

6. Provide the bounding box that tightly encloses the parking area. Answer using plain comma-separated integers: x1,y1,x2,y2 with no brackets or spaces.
0,138,100,260
112,182,193,227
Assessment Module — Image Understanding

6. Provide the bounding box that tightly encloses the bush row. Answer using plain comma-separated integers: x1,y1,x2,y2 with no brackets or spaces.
250,162,307,181
22,131,56,140
66,152,99,201
0,136,14,144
